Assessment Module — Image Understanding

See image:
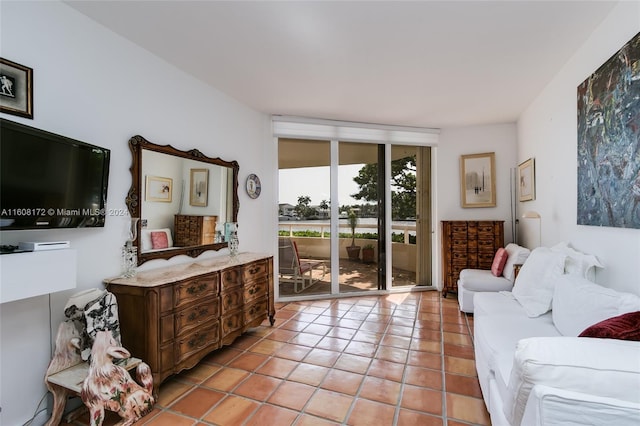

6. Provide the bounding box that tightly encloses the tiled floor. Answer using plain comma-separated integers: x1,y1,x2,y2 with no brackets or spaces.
67,291,490,426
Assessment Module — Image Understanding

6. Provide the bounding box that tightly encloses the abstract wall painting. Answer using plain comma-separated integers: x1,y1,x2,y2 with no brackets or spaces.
577,32,640,229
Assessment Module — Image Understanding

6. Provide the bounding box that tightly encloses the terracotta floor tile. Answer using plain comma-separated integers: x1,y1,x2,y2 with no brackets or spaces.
244,404,299,426
256,357,299,378
234,374,282,401
290,332,324,347
334,353,372,374
177,362,221,384
445,373,483,398
327,326,358,340
401,384,443,415
380,334,412,349
407,349,442,370
417,312,440,322
248,339,286,355
268,381,316,410
386,324,414,337
396,409,443,426
346,398,396,426
404,365,443,390
169,387,225,418
228,352,269,371
368,359,405,382
295,414,342,426
274,343,312,361
414,319,442,331
410,339,442,353
295,313,321,322
320,369,364,395
144,411,197,426
203,368,249,392
315,336,350,352
274,309,298,319
359,321,388,333
288,363,330,386
443,331,472,346
305,389,354,423
313,315,340,326
413,328,442,340
442,322,469,334
444,356,476,376
266,328,299,342
281,320,311,332
335,318,363,329
390,317,415,327
359,376,402,405
376,345,409,364
304,323,333,336
231,334,262,350
304,348,341,367
352,330,383,344
344,341,377,357
155,379,192,407
202,346,243,366
446,393,491,425
443,343,475,359
203,395,260,426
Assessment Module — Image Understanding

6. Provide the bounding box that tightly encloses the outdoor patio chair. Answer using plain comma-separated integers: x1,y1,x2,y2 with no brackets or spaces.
278,238,326,293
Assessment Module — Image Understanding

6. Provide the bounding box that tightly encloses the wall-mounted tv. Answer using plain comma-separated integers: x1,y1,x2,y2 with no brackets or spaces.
0,118,110,230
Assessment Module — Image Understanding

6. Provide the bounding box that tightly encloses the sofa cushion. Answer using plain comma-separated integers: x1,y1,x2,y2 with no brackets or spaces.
458,269,513,292
579,311,640,341
504,337,640,426
512,247,566,317
502,243,531,282
491,247,508,276
552,275,640,336
550,242,604,281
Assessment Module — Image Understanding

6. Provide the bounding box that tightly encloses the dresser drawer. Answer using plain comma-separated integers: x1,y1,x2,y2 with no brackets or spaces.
244,280,267,303
244,297,268,324
174,274,219,309
221,268,241,290
243,260,269,282
221,287,243,314
175,322,220,364
175,298,219,337
221,311,244,335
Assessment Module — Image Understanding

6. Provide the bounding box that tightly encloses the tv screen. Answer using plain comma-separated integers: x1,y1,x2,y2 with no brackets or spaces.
0,118,110,230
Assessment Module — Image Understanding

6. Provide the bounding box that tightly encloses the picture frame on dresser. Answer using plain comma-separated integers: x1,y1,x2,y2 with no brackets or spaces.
460,152,496,208
0,57,33,119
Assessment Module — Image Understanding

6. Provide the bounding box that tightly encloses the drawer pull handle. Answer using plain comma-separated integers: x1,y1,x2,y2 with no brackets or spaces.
187,308,210,321
187,283,207,295
248,267,260,275
188,333,207,348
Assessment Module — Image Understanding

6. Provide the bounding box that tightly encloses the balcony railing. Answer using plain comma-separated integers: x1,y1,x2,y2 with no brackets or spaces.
278,222,416,244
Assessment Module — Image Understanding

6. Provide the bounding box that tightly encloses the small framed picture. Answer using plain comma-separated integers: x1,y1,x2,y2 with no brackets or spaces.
460,152,496,208
0,58,33,119
190,168,209,206
145,176,173,202
518,158,535,202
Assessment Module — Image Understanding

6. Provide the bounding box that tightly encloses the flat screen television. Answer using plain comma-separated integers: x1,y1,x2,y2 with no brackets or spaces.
0,118,110,230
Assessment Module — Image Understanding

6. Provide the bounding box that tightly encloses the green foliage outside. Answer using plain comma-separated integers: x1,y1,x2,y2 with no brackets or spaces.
278,230,416,244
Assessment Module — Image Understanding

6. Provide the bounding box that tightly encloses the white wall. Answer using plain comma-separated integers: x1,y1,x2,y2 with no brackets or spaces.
0,2,273,425
517,1,640,294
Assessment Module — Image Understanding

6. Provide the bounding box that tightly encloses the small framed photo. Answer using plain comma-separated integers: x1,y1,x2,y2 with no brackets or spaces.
460,152,496,208
0,58,33,119
145,176,173,202
190,168,209,207
518,158,535,202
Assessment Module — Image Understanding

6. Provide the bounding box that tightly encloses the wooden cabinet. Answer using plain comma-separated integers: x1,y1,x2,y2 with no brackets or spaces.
441,221,504,297
174,215,217,246
105,253,274,385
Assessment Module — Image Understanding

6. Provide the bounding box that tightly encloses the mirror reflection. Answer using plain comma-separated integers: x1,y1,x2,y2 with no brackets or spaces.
127,135,239,265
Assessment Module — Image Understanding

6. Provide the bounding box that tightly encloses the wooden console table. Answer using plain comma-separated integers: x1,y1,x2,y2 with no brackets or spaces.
104,253,274,385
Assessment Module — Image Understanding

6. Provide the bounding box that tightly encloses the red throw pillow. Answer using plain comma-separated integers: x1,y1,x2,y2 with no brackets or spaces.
579,311,640,341
151,231,169,249
491,247,508,277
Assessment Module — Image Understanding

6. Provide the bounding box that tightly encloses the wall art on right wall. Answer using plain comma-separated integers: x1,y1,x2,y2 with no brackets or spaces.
577,31,640,229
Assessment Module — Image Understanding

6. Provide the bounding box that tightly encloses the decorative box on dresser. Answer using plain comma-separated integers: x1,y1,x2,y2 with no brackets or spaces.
174,214,216,246
104,253,274,385
441,220,504,297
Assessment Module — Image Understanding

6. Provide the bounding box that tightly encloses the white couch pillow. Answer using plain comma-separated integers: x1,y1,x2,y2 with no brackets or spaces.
502,243,531,282
552,275,640,336
504,337,640,426
550,242,603,281
140,228,174,251
512,247,566,317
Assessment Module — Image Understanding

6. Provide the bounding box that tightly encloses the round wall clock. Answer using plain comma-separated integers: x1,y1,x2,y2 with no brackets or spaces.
246,174,261,199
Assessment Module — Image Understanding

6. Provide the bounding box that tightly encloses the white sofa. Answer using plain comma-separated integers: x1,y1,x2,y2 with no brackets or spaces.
458,243,530,313
473,246,640,425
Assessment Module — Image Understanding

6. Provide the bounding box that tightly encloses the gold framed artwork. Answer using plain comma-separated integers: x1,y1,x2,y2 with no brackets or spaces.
460,152,496,208
145,176,172,202
0,57,33,119
190,168,209,207
518,158,535,202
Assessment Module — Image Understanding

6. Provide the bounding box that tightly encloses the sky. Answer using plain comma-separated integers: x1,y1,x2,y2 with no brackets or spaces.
279,164,364,207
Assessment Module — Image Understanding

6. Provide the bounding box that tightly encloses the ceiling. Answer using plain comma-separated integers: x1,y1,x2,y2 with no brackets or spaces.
66,1,615,129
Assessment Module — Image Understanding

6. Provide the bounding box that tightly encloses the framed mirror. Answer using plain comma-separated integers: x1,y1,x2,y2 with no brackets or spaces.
126,135,239,265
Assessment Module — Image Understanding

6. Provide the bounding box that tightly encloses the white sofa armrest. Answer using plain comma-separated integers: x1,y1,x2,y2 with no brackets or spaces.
504,337,640,425
522,384,640,426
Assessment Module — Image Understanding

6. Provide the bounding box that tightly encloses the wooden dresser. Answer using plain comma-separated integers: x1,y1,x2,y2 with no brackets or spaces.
174,214,216,246
105,253,274,385
441,221,504,297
